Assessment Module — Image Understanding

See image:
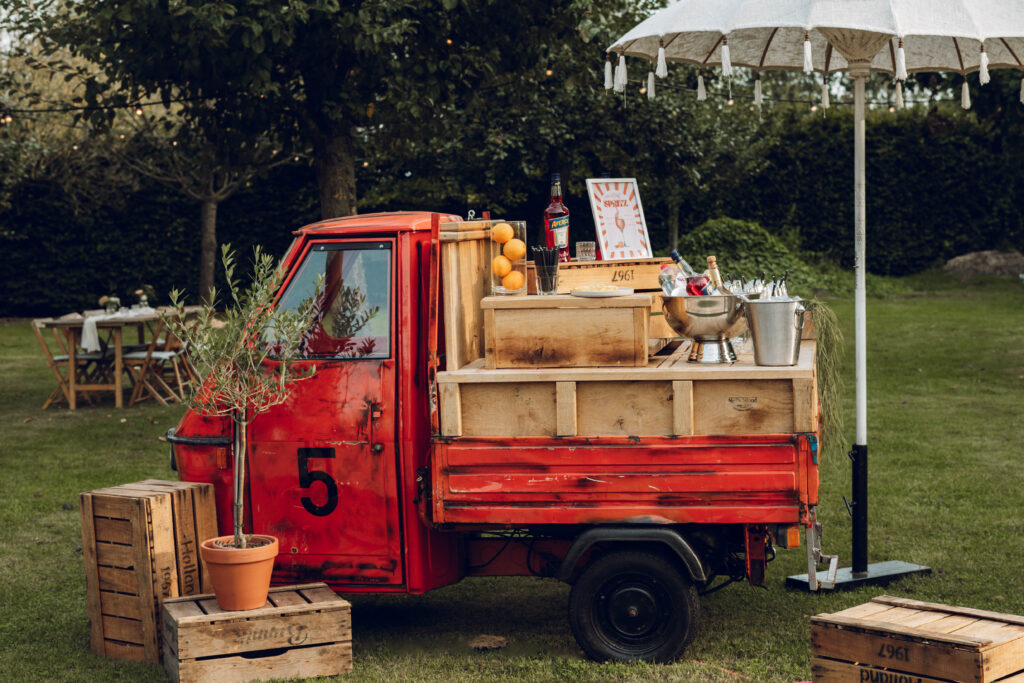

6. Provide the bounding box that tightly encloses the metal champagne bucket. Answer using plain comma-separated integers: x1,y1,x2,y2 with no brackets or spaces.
662,295,747,363
743,299,806,366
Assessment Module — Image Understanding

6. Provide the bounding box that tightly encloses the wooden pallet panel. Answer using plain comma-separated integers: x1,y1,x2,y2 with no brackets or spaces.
440,220,493,371
437,343,818,438
163,583,352,683
459,382,556,437
576,380,674,436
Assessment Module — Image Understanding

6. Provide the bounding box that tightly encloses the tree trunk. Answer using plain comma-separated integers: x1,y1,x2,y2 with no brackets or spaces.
199,198,218,304
232,414,248,548
667,202,680,250
312,130,357,219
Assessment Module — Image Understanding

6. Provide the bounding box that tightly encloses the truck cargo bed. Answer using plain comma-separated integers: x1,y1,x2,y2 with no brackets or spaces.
432,341,819,527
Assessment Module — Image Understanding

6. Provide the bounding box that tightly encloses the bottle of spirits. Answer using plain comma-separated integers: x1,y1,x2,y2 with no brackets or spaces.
543,173,571,262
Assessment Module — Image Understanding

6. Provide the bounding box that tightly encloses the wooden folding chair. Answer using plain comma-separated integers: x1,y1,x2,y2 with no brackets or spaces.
31,319,108,409
124,318,194,406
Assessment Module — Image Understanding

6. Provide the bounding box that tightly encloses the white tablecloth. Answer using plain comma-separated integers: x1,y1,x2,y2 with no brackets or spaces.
81,307,157,353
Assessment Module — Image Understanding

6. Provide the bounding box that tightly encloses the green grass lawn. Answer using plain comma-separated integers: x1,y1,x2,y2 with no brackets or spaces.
1,274,1021,682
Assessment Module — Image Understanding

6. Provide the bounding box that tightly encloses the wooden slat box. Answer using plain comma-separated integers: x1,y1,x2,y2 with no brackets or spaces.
80,480,217,663
481,293,651,369
438,340,817,438
162,583,352,683
525,258,676,339
812,595,1024,683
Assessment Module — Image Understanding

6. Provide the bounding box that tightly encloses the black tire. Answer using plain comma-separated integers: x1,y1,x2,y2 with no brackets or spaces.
568,550,699,663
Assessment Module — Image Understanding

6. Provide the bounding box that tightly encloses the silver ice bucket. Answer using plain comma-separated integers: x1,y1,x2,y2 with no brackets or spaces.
743,299,806,366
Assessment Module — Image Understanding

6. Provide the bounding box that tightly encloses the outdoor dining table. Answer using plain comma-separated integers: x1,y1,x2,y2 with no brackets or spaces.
40,307,166,409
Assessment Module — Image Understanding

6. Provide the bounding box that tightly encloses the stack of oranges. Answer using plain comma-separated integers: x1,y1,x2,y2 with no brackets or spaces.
491,222,526,291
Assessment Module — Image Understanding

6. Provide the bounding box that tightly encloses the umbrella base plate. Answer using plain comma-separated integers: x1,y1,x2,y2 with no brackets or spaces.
786,560,931,591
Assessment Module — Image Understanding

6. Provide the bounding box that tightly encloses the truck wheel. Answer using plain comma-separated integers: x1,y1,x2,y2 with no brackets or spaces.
568,550,699,663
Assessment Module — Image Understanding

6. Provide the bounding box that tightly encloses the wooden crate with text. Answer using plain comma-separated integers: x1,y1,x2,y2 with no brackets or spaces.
79,480,217,663
812,595,1024,683
162,583,352,683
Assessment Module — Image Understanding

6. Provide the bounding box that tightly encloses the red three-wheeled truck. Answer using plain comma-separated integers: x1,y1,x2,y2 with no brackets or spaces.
167,211,830,662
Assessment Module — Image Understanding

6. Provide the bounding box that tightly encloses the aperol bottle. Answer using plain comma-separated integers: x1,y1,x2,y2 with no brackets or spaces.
543,173,571,262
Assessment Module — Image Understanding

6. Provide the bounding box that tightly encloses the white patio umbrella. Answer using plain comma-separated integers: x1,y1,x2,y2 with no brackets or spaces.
609,0,1024,589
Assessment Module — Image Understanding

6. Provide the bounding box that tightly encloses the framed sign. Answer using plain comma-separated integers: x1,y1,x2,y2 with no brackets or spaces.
586,178,652,261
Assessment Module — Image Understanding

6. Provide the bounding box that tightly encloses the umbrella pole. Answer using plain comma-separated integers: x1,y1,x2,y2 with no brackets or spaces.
852,74,868,576
788,69,930,591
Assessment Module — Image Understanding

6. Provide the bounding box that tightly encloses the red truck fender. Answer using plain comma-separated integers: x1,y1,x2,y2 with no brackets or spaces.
557,527,709,585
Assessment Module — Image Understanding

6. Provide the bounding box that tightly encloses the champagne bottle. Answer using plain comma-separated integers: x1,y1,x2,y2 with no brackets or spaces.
706,256,731,294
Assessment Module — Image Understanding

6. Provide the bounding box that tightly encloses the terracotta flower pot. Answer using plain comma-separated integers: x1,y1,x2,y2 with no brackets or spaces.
200,535,279,611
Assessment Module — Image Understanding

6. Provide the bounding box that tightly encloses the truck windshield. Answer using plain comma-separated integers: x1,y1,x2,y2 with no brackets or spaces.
276,241,391,359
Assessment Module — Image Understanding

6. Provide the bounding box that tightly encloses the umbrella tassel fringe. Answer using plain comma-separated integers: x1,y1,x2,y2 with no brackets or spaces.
647,70,656,100
1020,77,1024,105
614,54,627,92
896,39,907,81
697,74,707,101
803,33,813,73
604,55,613,90
656,42,668,77
754,78,762,106
962,81,971,109
721,42,732,77
822,82,830,109
895,81,904,109
979,48,990,85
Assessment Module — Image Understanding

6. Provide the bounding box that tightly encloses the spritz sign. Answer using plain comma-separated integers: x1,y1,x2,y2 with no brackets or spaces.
586,178,652,261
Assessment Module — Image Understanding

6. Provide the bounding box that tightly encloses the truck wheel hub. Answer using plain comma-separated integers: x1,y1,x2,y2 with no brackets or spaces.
607,585,658,636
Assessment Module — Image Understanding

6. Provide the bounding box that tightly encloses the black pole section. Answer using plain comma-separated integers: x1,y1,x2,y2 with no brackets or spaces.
851,443,868,575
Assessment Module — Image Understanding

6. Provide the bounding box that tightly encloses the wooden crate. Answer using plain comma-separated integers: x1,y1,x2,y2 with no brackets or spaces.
80,480,217,663
526,257,670,295
812,595,1024,683
526,258,676,339
438,340,817,438
440,219,493,371
481,293,651,369
162,583,352,683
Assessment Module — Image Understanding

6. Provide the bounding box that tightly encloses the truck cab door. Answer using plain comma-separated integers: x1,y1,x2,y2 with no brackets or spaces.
248,239,403,586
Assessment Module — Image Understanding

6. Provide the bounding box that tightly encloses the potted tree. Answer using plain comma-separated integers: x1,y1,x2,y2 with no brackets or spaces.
167,245,319,610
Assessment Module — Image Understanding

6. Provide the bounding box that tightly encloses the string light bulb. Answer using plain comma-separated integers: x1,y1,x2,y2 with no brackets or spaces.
134,107,143,116
293,156,300,162
362,161,369,167
727,97,735,106
889,106,896,112
72,144,78,150
3,114,11,124
172,140,178,146
545,68,553,77
810,104,818,112
445,38,453,45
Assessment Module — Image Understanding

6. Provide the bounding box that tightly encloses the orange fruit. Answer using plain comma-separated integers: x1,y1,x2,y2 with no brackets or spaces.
503,238,526,262
502,270,525,291
491,255,512,278
491,222,514,244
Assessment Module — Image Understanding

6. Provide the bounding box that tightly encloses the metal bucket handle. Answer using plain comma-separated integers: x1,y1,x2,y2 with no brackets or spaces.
795,303,806,333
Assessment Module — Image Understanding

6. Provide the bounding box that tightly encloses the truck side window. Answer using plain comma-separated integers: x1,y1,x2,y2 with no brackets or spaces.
276,242,391,358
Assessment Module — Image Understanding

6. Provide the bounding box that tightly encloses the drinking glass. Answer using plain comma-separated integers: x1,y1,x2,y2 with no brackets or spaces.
575,241,597,261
